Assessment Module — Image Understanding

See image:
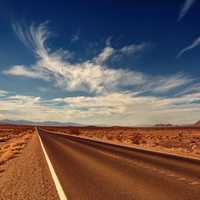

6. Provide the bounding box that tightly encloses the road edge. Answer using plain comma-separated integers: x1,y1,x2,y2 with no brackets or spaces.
36,128,68,200
39,127,200,163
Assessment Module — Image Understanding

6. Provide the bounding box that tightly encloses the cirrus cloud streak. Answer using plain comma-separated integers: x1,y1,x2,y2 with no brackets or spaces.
4,22,193,95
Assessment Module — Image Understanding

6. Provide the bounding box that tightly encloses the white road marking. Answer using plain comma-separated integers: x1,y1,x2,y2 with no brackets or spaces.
36,128,68,200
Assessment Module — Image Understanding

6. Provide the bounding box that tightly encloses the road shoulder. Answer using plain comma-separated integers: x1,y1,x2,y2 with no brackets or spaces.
0,133,59,200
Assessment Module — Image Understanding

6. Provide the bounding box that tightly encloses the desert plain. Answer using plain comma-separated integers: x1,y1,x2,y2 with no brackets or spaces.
0,124,200,199
44,125,200,159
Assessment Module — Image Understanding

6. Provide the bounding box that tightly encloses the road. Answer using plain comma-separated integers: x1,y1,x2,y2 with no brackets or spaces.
38,128,200,200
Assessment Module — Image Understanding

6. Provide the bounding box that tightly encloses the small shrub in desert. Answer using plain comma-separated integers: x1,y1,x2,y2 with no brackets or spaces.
132,133,142,145
71,129,81,135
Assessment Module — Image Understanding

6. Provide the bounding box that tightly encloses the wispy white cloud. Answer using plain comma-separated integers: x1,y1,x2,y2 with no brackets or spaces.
71,31,80,43
12,21,51,55
119,43,147,55
93,46,115,64
3,65,50,80
177,36,200,58
105,36,112,46
3,22,192,95
94,42,147,64
176,83,200,96
178,0,196,21
147,73,193,93
0,90,8,97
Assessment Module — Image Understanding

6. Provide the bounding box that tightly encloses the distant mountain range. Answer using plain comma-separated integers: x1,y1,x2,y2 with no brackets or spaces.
0,119,83,127
155,121,200,127
154,124,174,127
0,119,200,127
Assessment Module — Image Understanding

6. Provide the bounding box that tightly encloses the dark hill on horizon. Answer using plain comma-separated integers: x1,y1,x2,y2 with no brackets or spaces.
0,119,83,127
194,120,200,126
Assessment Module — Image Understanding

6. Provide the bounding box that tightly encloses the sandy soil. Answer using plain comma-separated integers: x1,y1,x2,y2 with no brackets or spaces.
0,126,59,200
0,125,34,168
44,126,200,159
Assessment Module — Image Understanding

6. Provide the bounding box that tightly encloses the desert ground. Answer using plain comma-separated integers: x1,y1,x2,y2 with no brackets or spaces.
43,126,200,159
0,125,59,200
0,125,34,168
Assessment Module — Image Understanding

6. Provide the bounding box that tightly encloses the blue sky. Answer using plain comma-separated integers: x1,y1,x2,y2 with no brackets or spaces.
0,0,200,125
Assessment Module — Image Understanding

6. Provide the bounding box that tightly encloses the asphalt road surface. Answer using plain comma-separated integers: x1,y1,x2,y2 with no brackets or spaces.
38,128,200,200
